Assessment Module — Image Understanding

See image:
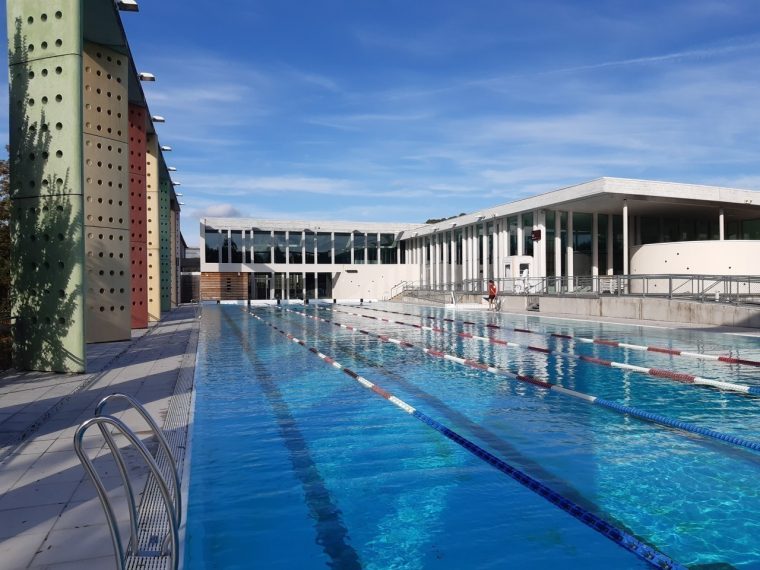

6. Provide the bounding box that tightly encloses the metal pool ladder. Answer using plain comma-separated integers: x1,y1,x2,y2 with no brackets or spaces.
73,394,181,570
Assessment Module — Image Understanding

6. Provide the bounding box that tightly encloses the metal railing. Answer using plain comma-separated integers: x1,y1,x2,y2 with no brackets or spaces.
401,275,760,306
73,394,181,570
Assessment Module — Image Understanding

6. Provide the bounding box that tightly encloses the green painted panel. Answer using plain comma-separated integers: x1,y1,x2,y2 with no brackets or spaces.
9,54,83,199
159,179,171,312
7,0,82,65
12,196,85,373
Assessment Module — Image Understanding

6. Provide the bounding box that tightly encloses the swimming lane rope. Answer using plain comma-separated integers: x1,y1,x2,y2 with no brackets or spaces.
347,304,760,368
249,308,685,570
328,306,760,397
279,306,760,455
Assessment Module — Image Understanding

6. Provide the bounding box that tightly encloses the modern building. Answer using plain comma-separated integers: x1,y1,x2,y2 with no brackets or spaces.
201,178,760,301
199,218,420,301
405,177,760,291
7,0,182,372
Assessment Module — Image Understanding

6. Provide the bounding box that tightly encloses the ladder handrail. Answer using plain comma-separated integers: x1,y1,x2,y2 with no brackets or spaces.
74,416,179,570
95,393,182,525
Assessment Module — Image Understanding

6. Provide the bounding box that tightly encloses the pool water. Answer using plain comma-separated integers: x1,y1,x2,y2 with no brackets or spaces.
185,303,760,569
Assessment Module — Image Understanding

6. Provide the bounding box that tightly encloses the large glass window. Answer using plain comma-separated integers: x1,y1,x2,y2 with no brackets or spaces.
221,234,230,263
367,233,378,264
742,219,760,239
243,231,252,263
598,214,608,274
546,211,555,276
230,230,243,263
640,216,660,245
305,233,316,264
288,232,303,264
353,233,365,264
253,231,271,263
273,232,287,263
334,233,352,264
522,212,534,257
380,233,396,264
204,226,221,263
317,233,332,264
456,230,462,264
289,273,303,299
306,272,316,298
573,213,592,255
508,217,518,256
317,273,333,298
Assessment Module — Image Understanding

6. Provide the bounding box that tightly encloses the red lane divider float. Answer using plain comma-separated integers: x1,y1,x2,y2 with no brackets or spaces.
249,309,686,570
274,306,760,455
347,304,760,368
328,306,760,397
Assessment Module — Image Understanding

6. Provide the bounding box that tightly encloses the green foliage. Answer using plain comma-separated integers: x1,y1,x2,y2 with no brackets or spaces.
425,212,467,225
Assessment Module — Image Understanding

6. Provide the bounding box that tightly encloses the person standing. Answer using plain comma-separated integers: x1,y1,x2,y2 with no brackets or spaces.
487,279,498,310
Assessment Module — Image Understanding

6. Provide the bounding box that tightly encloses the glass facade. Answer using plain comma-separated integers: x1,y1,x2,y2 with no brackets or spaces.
522,212,534,257
334,233,352,264
288,232,302,264
380,233,395,264
273,232,287,263
253,231,271,263
305,233,316,264
508,217,518,256
353,233,365,264
204,227,221,263
317,233,332,264
230,230,243,263
367,233,378,264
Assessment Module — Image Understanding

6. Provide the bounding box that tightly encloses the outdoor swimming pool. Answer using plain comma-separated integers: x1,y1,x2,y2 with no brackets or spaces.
184,303,760,569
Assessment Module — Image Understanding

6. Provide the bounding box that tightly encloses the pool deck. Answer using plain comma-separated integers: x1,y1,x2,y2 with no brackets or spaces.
0,306,198,570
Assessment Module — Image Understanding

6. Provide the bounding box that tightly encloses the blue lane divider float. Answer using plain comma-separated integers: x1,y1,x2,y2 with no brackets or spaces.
249,308,685,570
281,306,760,455
328,306,760,397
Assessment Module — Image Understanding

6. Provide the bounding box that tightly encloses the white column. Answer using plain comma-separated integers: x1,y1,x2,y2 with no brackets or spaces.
433,234,439,289
537,211,547,279
517,215,524,256
302,271,306,300
442,233,449,288
285,230,289,265
269,230,274,263
607,214,614,276
719,208,725,240
623,200,629,275
567,211,574,290
350,233,354,264
463,227,470,287
471,226,478,290
592,213,599,291
481,222,488,288
554,211,562,280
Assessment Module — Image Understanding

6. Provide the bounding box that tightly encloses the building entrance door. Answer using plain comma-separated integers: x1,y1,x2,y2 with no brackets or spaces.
252,273,270,300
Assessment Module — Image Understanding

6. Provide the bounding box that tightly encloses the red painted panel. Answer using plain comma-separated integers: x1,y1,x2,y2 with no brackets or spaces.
129,104,148,328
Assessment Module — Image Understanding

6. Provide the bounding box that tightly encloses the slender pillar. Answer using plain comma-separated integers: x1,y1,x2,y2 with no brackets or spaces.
537,211,547,279
592,212,599,291
719,209,725,240
607,214,614,276
554,211,562,280
623,200,629,275
566,211,574,290
517,216,524,256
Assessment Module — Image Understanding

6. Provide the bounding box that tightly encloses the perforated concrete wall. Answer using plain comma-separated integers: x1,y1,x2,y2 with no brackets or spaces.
159,179,171,312
129,104,148,328
145,134,161,321
7,0,86,372
82,42,130,343
170,205,178,307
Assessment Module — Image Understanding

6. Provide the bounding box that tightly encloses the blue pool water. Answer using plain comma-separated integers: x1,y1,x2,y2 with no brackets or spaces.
185,303,760,569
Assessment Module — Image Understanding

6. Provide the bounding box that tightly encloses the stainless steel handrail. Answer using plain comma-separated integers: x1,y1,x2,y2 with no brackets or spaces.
73,416,179,570
95,393,181,523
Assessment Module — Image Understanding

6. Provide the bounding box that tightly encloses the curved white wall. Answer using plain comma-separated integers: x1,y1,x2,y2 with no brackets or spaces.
631,241,760,275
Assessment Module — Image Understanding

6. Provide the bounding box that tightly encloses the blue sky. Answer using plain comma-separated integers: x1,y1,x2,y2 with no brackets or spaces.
4,1,760,245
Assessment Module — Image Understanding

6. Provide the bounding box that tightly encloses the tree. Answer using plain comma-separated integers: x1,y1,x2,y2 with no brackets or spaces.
0,153,9,368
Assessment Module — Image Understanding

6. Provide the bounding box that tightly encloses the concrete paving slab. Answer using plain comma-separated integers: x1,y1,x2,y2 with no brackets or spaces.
0,306,198,570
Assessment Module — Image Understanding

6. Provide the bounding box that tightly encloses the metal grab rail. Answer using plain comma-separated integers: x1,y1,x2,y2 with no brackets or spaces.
96,394,181,516
94,393,182,553
73,416,179,570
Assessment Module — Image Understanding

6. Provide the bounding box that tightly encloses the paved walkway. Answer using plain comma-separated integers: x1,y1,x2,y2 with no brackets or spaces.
0,307,198,570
